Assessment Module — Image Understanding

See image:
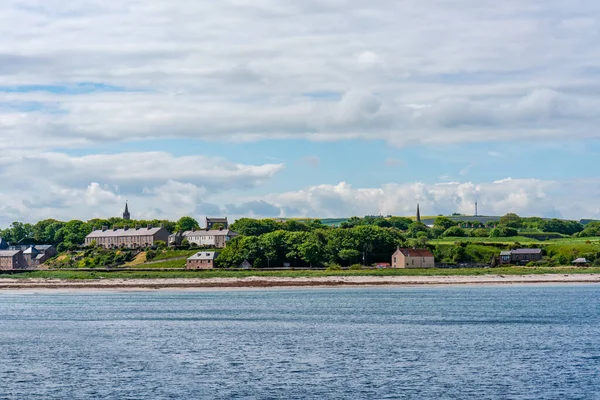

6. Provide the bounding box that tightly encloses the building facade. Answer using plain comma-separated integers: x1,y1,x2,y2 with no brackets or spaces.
0,250,27,270
206,217,228,229
22,245,57,268
169,229,238,248
85,226,170,249
186,251,219,269
499,249,543,265
392,248,435,268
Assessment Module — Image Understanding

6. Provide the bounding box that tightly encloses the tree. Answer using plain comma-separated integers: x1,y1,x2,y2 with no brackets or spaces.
175,216,200,232
499,213,522,229
434,217,455,231
407,222,428,238
230,218,279,236
298,232,327,267
442,226,466,237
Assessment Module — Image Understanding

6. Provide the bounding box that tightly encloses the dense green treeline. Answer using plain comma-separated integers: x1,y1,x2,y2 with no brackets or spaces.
3,214,600,268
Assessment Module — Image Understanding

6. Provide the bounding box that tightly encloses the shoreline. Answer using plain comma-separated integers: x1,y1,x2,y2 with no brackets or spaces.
2,274,600,290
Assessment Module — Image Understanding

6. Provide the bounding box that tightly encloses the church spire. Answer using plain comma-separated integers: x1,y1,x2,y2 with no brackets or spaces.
416,203,421,223
123,202,131,220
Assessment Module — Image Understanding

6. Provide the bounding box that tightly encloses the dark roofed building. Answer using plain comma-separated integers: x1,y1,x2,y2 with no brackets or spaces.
206,217,228,230
500,248,543,265
0,250,27,270
85,226,170,249
0,237,8,250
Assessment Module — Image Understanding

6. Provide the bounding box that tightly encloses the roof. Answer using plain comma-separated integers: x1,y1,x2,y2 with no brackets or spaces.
35,245,54,251
86,227,167,238
23,247,38,255
206,217,228,222
396,248,435,258
187,251,219,261
573,258,589,263
183,229,237,237
500,251,512,256
0,250,22,257
0,237,8,249
511,248,542,255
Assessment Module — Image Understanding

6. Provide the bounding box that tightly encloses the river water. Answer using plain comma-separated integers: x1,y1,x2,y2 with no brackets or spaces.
1,285,599,399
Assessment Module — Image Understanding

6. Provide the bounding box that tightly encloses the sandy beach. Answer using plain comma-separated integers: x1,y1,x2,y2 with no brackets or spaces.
1,274,600,290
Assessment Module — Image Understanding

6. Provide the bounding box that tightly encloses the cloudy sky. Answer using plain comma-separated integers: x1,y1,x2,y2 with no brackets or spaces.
1,0,599,227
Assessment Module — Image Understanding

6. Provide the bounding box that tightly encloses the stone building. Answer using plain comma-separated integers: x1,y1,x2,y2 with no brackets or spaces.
123,202,131,220
499,249,543,265
0,250,27,270
206,217,228,229
22,245,57,268
392,248,435,268
85,226,170,249
169,229,238,248
186,251,219,269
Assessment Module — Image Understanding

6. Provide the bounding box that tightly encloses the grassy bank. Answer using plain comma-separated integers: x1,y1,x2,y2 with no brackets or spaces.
4,267,600,280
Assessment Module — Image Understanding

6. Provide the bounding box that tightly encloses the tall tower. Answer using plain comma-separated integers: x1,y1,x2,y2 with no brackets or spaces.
123,202,131,220
475,201,478,217
416,203,421,223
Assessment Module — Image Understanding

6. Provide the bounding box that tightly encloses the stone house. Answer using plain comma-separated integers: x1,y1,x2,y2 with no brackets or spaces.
499,249,543,265
170,229,238,248
392,248,435,268
0,250,27,270
85,226,170,249
186,251,219,269
22,245,57,268
206,217,228,229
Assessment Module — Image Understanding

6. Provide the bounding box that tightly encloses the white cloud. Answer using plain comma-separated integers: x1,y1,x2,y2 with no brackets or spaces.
0,0,599,149
259,178,600,220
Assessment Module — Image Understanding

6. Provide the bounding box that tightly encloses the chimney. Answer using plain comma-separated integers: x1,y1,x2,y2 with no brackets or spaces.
124,226,129,231
102,226,108,232
135,225,140,230
113,227,117,231
147,224,152,229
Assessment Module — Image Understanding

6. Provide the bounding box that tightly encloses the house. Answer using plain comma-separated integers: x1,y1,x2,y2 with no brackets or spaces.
22,245,57,268
186,251,219,269
184,229,238,248
0,250,27,270
573,258,590,266
85,225,170,249
206,217,228,230
169,228,238,248
239,259,252,269
392,248,435,268
499,249,543,265
0,237,8,250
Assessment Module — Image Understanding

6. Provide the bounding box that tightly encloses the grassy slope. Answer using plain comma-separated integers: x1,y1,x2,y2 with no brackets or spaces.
5,266,600,280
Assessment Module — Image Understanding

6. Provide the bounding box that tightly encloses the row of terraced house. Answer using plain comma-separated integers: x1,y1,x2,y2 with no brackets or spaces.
84,217,238,250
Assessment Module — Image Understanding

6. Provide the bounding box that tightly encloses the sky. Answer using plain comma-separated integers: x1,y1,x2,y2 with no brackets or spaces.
1,0,600,227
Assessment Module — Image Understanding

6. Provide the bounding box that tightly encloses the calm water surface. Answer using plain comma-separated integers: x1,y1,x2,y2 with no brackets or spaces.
1,285,599,399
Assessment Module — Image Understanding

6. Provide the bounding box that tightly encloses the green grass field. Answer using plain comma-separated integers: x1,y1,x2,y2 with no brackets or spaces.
5,266,600,280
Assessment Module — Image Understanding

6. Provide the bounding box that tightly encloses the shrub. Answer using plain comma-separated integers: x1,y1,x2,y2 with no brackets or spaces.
443,227,466,237
349,264,363,270
326,264,342,271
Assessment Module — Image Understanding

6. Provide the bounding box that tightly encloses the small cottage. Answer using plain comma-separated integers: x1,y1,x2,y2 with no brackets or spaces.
186,251,219,269
392,248,435,268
